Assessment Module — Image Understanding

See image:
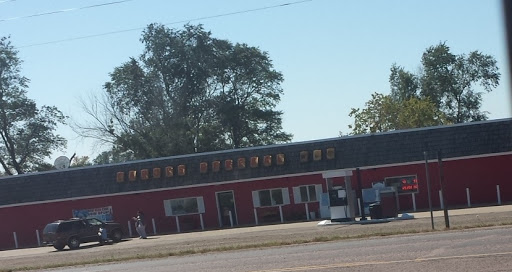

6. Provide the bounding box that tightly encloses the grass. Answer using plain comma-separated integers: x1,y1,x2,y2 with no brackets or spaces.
3,220,512,272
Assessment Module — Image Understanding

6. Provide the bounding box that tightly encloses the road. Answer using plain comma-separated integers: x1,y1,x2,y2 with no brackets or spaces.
46,227,512,272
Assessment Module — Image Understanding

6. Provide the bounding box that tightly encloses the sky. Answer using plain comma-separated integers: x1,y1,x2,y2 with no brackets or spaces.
1,0,511,164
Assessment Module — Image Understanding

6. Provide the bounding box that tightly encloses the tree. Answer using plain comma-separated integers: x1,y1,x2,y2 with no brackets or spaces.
349,93,397,134
214,43,290,148
389,63,419,102
70,155,92,167
420,42,500,123
349,93,445,134
93,148,135,165
75,24,291,162
349,42,499,135
0,37,67,174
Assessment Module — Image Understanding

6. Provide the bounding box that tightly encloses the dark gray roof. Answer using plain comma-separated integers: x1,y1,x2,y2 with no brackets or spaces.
1,118,511,206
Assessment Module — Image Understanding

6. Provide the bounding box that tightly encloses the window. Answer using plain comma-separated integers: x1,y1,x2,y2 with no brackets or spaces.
293,184,322,203
86,218,104,226
171,198,197,214
163,197,205,216
252,188,290,207
44,223,58,234
259,190,271,206
58,222,73,232
272,189,284,205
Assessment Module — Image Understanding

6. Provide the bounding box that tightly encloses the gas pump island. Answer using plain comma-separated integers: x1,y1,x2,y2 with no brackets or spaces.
322,170,402,223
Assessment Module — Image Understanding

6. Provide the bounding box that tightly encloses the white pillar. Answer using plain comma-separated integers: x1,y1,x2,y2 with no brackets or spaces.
175,216,181,233
497,185,502,205
13,232,18,249
199,214,205,230
152,218,157,235
253,208,259,225
439,190,444,209
229,211,234,227
466,188,471,207
305,203,310,220
127,221,133,237
412,193,417,212
357,198,362,217
36,230,41,247
279,206,284,223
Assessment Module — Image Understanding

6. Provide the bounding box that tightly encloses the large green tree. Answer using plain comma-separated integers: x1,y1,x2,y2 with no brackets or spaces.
349,93,445,134
0,37,67,174
349,42,499,135
214,43,290,148
420,42,500,123
76,24,291,161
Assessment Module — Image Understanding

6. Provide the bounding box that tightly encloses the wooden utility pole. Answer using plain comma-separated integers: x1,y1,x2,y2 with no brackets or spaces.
438,150,450,228
423,150,434,230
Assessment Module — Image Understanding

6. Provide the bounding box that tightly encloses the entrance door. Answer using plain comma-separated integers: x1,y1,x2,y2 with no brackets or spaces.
217,191,237,227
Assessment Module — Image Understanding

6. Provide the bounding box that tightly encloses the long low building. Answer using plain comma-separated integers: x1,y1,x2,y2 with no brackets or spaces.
1,119,511,250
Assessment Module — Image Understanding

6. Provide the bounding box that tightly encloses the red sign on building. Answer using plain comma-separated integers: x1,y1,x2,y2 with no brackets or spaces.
385,175,419,194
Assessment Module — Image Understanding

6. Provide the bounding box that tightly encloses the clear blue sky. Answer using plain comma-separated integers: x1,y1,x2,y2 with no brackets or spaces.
1,0,510,163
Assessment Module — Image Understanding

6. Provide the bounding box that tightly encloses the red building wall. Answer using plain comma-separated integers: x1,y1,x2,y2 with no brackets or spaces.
1,154,511,250
356,154,512,210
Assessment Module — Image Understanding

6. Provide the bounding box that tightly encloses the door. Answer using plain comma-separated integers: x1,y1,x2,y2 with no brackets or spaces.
217,191,237,227
83,218,101,242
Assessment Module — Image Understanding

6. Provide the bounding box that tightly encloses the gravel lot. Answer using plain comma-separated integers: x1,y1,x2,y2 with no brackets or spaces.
2,208,512,271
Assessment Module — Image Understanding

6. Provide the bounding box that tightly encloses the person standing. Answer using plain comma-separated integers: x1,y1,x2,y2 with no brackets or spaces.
132,210,147,239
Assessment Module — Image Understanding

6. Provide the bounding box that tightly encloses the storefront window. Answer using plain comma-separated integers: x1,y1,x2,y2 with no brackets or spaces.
271,189,284,205
295,184,321,203
164,197,204,216
259,190,271,206
257,189,285,206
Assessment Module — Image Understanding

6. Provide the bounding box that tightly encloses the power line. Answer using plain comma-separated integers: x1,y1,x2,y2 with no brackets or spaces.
1,0,134,22
16,0,313,49
0,0,17,4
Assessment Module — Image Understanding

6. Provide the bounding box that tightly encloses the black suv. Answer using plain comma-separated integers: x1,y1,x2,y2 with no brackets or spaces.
43,218,123,250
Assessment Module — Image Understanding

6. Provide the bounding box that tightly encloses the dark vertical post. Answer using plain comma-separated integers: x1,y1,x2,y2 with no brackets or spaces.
504,0,512,103
356,168,367,221
438,150,450,228
424,150,435,230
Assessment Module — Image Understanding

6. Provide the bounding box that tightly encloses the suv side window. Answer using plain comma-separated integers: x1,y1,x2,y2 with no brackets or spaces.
57,222,72,232
72,221,84,230
86,218,103,226
43,223,58,234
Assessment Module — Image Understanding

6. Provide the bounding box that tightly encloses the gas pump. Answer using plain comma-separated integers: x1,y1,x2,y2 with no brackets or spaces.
328,180,356,222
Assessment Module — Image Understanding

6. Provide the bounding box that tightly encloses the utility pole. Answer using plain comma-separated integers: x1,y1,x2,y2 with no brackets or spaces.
424,150,434,230
438,150,450,228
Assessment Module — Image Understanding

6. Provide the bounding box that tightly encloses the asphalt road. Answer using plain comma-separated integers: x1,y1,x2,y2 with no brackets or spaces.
46,227,512,272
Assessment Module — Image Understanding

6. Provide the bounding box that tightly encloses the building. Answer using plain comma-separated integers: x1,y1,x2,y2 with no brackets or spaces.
0,119,511,250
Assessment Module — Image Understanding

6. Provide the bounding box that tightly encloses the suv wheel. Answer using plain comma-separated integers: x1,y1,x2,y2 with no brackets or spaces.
111,229,123,242
53,243,65,251
68,236,80,250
